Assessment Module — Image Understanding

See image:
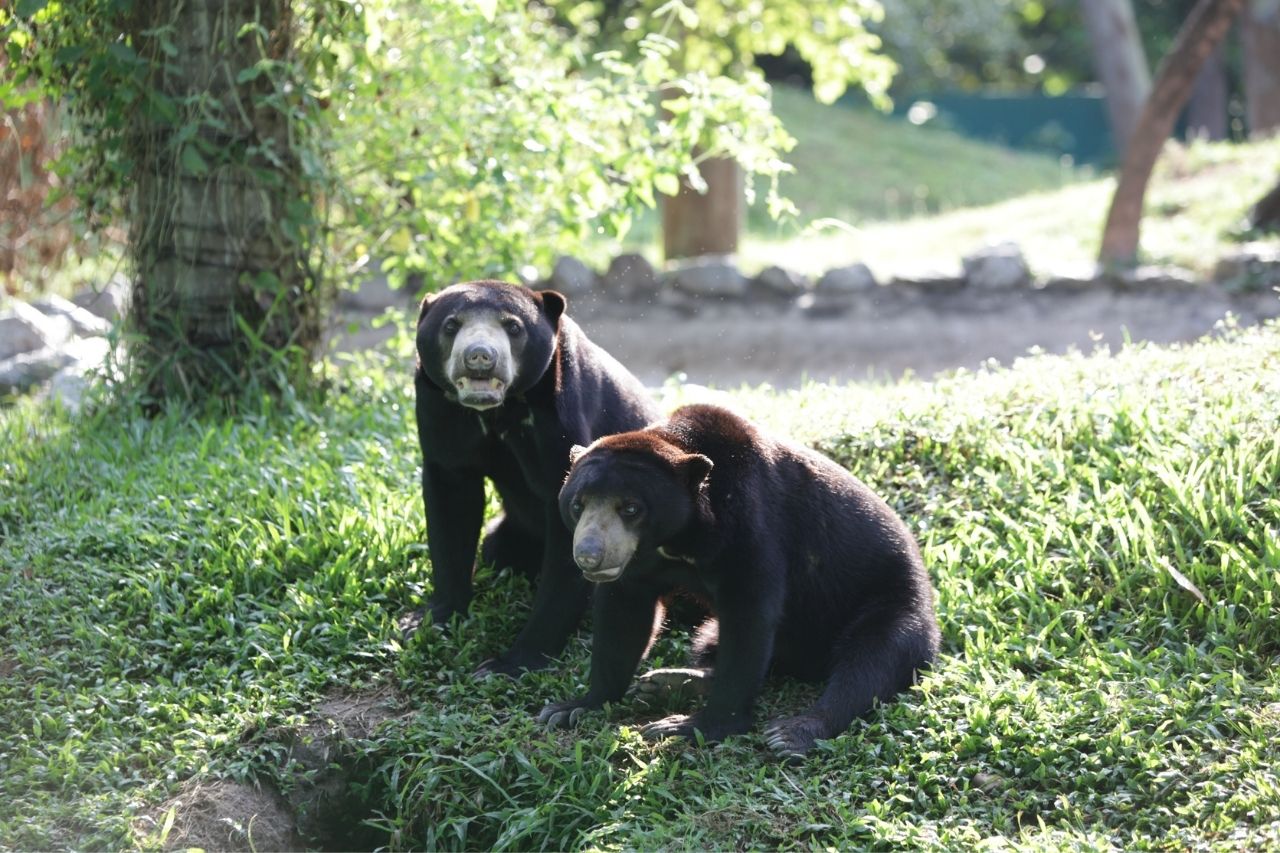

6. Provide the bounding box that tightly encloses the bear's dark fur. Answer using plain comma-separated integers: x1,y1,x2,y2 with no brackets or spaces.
539,403,941,755
414,280,658,675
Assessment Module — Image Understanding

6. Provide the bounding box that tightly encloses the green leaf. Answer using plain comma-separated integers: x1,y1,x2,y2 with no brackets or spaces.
654,172,681,197
476,0,498,22
16,0,49,18
180,146,209,175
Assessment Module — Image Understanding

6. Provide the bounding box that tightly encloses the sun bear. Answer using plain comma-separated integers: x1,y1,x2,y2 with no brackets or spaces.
413,280,658,676
538,403,941,756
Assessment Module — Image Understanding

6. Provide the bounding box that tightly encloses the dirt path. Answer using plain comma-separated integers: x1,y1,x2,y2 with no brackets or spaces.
329,285,1278,388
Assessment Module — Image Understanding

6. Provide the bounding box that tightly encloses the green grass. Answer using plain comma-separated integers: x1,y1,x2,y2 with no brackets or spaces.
592,85,1278,279
742,134,1280,277
758,86,1082,228
586,84,1081,263
3,324,1280,850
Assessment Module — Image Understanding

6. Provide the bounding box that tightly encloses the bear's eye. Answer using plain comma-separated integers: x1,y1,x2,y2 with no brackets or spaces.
502,318,522,336
442,317,461,336
619,501,642,519
570,498,584,518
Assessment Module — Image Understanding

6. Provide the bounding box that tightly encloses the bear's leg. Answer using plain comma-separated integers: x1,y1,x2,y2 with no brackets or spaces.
478,507,589,675
763,613,936,758
689,617,719,667
539,581,663,727
418,463,486,629
641,585,779,743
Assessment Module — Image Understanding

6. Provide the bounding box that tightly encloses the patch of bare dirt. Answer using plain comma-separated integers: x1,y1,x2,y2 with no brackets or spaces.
135,690,404,852
329,286,1280,388
137,779,303,852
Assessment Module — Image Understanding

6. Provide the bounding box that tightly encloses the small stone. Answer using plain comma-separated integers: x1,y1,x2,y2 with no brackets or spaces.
962,242,1031,290
32,294,113,337
1035,262,1101,293
0,347,77,396
667,257,748,300
751,265,810,300
1213,244,1280,292
889,271,965,293
797,291,853,319
1115,265,1200,292
72,274,130,321
602,253,658,300
972,772,1004,793
549,255,597,296
815,263,876,294
0,300,73,362
1,336,110,398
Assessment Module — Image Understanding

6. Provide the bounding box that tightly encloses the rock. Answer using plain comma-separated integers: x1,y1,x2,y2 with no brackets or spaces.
1114,265,1201,293
1213,244,1280,293
815,263,876,294
0,347,77,395
667,256,748,300
1036,262,1101,293
549,255,597,296
72,275,130,321
889,270,966,293
1,336,110,400
32,294,113,337
0,300,73,362
751,265,810,300
797,291,854,319
962,242,1031,290
602,253,659,300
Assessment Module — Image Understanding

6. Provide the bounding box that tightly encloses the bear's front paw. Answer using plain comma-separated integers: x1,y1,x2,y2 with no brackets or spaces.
640,712,747,744
537,699,596,729
762,714,829,759
627,667,713,709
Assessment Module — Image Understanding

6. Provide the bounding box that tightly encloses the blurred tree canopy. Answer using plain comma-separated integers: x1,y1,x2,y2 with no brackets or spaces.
1,0,794,397
541,0,896,105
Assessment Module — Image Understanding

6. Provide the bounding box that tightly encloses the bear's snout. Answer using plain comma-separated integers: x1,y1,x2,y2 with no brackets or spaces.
573,535,605,570
463,342,497,373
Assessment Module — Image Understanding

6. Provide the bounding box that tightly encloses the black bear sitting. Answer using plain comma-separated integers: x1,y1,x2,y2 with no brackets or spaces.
538,403,941,756
413,280,658,675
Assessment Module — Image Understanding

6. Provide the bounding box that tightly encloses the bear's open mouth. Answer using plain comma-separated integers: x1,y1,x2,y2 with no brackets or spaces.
454,376,507,408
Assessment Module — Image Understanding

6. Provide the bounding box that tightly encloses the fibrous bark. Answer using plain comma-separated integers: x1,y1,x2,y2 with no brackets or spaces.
128,0,319,398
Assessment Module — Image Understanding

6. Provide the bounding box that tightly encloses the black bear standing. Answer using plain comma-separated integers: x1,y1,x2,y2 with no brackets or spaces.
414,280,658,675
539,403,941,756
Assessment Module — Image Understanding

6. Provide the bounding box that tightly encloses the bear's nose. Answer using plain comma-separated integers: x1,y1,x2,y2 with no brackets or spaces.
464,342,496,372
574,536,604,571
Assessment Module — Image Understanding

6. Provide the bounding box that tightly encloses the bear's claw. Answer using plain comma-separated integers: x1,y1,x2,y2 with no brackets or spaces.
538,701,592,729
762,715,826,758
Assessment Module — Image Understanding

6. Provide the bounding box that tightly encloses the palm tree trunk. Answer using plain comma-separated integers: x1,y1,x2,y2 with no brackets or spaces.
128,0,319,398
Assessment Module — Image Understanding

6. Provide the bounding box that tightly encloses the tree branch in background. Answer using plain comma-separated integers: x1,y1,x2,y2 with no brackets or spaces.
1080,0,1151,156
1098,0,1246,268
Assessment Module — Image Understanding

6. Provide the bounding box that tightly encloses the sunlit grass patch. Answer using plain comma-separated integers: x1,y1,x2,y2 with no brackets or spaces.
2,326,1279,849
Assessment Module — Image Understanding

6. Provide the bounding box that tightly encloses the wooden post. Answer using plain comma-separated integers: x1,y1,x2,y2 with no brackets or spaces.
662,157,743,261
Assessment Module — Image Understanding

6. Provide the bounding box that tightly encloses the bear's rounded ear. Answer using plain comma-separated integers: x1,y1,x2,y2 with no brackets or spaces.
569,444,589,465
538,289,567,325
678,453,713,491
416,291,437,327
